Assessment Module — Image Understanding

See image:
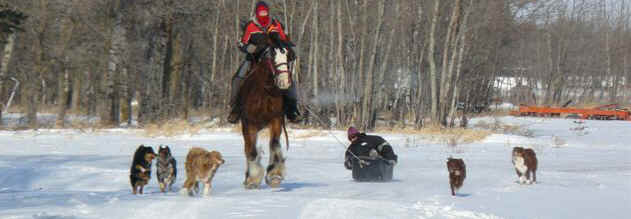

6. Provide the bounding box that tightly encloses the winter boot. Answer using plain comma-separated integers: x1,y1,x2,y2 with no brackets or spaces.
283,84,303,123
227,60,250,124
227,103,240,124
284,96,303,123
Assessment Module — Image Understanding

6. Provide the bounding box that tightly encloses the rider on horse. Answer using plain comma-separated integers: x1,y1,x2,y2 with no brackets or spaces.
228,1,303,124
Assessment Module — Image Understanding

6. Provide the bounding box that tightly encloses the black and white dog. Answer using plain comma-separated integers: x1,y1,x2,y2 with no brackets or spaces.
156,145,177,192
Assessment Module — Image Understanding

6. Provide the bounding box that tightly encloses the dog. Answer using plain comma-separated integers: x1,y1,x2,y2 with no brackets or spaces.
156,145,177,193
130,145,156,195
512,147,538,184
182,147,225,196
446,157,466,196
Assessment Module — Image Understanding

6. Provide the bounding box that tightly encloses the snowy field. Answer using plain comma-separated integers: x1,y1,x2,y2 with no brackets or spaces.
0,116,629,219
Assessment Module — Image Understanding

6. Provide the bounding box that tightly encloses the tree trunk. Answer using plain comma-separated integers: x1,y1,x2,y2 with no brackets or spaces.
0,33,15,98
71,71,82,112
162,16,174,114
55,58,71,128
416,44,428,128
86,70,97,117
139,24,167,125
335,0,346,128
427,0,441,125
103,0,126,126
449,0,472,127
311,0,319,110
545,30,554,105
56,13,75,128
25,0,52,129
210,0,222,83
356,0,368,123
624,52,628,101
282,0,289,34
375,0,398,120
604,2,613,103
414,0,426,128
120,67,132,126
169,32,183,118
440,0,462,125
360,0,385,131
293,3,313,85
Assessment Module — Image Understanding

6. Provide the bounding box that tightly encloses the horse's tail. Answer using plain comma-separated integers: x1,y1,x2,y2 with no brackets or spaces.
282,117,289,151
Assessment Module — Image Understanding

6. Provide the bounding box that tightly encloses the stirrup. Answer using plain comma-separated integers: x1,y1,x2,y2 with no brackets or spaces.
227,113,240,124
287,112,303,123
227,107,240,124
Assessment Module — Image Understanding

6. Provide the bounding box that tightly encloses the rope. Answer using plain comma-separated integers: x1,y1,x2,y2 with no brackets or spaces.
301,104,363,164
282,117,289,151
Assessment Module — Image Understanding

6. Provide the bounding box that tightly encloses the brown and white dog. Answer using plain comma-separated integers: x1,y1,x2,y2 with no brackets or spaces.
447,157,466,196
130,145,156,195
181,147,225,196
512,147,538,184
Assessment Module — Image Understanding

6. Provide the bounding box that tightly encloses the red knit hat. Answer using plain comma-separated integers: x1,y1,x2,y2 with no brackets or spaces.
347,126,360,141
255,1,270,27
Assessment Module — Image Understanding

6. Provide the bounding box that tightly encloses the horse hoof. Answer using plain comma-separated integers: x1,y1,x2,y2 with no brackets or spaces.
266,176,283,188
244,183,260,189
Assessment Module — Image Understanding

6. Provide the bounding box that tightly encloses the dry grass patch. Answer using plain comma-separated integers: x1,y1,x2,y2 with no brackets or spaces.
66,121,106,132
143,119,202,137
420,127,491,144
473,117,534,137
375,126,491,144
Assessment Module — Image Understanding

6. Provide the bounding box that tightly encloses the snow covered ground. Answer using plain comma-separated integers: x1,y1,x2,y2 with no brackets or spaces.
0,117,629,219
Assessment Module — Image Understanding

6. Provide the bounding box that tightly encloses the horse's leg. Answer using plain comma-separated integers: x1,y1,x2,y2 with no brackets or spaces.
243,122,263,189
265,118,286,187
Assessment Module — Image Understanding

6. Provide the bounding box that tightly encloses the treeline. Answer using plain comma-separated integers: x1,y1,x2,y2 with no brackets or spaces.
0,0,629,130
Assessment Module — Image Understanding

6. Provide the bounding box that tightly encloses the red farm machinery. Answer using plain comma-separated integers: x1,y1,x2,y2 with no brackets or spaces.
510,103,631,121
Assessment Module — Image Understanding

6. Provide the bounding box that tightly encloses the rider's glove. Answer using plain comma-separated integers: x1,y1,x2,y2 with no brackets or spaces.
287,47,296,62
246,44,257,54
344,157,352,170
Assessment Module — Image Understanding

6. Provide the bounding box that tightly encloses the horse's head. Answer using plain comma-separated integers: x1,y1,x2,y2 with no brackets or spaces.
256,35,292,90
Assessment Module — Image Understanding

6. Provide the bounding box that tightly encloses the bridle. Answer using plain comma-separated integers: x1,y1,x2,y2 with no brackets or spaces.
261,47,290,75
256,46,292,93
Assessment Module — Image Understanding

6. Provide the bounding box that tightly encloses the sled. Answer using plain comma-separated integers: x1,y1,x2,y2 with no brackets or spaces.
351,156,394,182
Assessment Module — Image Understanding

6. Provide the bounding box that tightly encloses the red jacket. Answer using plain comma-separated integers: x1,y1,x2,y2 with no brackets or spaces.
241,18,288,45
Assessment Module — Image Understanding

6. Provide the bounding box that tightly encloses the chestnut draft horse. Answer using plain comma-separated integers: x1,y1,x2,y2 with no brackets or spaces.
237,35,292,189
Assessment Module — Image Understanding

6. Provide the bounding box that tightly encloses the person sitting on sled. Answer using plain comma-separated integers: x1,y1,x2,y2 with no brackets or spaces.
344,126,398,170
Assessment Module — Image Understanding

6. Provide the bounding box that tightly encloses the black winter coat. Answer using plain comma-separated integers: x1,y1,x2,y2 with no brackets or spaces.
344,133,397,169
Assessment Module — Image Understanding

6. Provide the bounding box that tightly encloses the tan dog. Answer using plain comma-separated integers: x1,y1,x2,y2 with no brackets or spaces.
182,147,225,196
512,147,538,184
